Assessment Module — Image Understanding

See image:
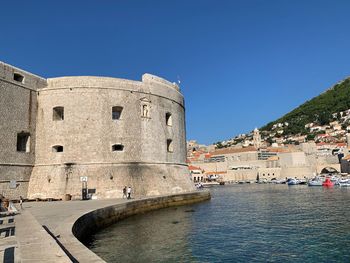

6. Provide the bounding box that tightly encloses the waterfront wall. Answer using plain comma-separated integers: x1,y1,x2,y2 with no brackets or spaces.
56,191,211,263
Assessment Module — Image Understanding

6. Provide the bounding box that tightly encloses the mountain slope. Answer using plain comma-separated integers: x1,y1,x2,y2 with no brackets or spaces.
261,77,350,135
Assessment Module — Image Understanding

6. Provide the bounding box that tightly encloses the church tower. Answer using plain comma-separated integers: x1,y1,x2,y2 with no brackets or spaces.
253,128,261,149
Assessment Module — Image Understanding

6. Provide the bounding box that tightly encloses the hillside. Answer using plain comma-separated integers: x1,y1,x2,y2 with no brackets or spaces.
261,77,350,135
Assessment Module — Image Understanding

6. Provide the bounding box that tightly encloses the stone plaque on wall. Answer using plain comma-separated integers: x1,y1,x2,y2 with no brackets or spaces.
9,180,17,189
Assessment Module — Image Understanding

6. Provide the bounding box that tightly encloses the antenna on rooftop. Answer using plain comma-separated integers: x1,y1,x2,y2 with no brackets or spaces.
177,75,181,85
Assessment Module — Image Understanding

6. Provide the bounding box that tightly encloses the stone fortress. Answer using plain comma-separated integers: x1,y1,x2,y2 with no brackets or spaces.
0,61,195,200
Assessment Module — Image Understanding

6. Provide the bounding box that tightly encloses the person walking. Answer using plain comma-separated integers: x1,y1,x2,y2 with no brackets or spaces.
127,186,131,199
122,186,127,199
19,196,23,209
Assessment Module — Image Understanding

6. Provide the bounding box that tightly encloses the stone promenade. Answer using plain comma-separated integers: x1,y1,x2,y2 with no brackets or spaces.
0,198,129,262
0,191,210,262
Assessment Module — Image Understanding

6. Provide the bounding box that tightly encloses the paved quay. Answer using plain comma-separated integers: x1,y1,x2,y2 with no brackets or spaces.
18,198,129,263
10,191,210,262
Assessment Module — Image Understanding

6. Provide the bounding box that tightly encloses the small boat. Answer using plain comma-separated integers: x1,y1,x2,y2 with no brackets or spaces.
339,179,350,187
287,178,300,185
308,179,323,186
271,178,286,184
338,178,350,184
322,178,334,187
299,179,308,185
308,176,324,186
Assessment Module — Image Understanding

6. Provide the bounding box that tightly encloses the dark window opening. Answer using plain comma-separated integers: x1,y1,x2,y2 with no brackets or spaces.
52,145,64,152
167,139,173,152
166,112,172,126
112,144,124,151
53,107,64,121
112,106,123,120
17,133,30,152
13,73,24,83
141,104,150,118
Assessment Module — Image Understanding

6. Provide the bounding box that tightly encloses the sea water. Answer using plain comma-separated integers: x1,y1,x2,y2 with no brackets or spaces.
88,184,350,262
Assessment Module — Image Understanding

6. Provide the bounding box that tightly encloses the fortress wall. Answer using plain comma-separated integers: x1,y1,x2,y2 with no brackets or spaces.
29,163,193,199
0,62,46,199
28,76,193,199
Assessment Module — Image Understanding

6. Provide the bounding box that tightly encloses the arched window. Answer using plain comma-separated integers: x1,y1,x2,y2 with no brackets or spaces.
52,145,64,152
112,106,123,120
112,144,124,152
166,112,172,126
167,139,173,153
53,107,64,121
13,73,24,83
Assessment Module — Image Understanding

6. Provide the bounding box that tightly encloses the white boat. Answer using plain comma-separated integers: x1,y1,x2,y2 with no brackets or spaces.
271,178,286,184
308,179,323,186
287,178,300,185
339,179,350,187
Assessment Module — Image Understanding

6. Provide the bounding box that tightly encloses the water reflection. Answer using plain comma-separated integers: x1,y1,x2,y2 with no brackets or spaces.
88,205,198,263
89,185,350,262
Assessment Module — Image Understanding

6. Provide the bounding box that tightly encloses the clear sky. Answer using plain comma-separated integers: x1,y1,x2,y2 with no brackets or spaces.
2,0,350,145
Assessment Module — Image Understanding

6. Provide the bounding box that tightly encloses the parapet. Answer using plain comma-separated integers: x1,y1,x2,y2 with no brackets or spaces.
0,61,47,90
142,73,180,91
44,74,184,106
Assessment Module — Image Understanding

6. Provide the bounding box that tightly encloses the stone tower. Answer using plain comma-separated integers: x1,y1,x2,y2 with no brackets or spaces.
0,61,195,200
253,128,261,149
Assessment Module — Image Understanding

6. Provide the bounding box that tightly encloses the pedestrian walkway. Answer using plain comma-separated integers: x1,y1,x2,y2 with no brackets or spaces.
2,191,209,262
15,209,70,263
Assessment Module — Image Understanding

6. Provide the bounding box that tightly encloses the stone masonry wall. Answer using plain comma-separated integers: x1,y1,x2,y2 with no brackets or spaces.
28,75,194,199
0,62,46,199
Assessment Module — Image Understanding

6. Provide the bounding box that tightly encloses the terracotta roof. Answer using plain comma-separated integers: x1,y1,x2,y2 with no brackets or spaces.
204,153,211,159
266,147,295,153
204,171,227,175
188,165,201,171
267,156,279,161
210,146,257,156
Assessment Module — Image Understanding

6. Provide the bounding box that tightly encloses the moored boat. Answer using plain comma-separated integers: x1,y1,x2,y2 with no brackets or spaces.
308,179,323,186
322,178,334,187
339,178,350,187
287,178,300,185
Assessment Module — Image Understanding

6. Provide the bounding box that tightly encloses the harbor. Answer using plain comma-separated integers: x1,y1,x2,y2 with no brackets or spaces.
89,184,350,262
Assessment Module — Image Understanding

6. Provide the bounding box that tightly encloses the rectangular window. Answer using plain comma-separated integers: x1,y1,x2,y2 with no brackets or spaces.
52,145,64,152
112,144,124,151
13,73,24,83
17,133,30,152
112,106,123,120
53,107,64,121
166,112,172,126
167,139,173,153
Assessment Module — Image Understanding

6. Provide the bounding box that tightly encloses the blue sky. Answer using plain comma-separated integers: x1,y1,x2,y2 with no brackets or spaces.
2,0,350,145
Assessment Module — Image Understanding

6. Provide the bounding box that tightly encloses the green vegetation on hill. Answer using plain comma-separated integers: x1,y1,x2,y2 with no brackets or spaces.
261,77,350,135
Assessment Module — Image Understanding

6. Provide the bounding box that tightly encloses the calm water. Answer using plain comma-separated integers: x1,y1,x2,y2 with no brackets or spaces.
88,184,350,262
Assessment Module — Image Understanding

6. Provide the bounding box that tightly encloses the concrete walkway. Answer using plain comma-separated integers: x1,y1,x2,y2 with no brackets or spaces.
20,198,129,262
8,191,210,262
23,199,128,236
